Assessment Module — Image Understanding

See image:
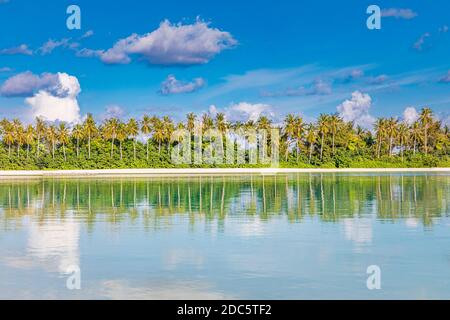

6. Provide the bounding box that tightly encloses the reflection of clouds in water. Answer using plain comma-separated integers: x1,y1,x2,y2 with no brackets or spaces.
405,218,419,228
100,279,234,300
343,218,372,245
27,214,80,274
163,249,205,270
230,219,267,237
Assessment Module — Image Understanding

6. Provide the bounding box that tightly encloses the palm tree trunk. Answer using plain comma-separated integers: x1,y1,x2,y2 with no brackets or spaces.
133,139,136,160
332,133,335,155
63,144,66,161
76,138,80,158
88,135,91,159
36,133,40,158
27,144,30,159
111,138,114,158
424,126,428,155
8,144,11,158
309,144,313,163
146,140,149,160
120,141,123,160
320,133,324,161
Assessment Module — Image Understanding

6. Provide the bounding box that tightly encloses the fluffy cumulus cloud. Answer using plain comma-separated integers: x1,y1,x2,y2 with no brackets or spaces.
80,19,237,66
381,8,418,19
216,102,275,123
160,75,206,95
0,44,32,55
403,107,419,125
0,71,58,97
25,73,81,123
337,91,375,129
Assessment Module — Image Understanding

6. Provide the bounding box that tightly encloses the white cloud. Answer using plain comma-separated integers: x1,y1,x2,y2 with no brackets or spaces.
160,75,205,95
39,38,79,55
224,102,275,123
381,8,418,19
403,107,419,125
100,104,126,120
0,67,12,72
0,71,58,97
25,73,81,123
439,25,449,33
337,91,375,129
81,19,237,66
0,44,32,55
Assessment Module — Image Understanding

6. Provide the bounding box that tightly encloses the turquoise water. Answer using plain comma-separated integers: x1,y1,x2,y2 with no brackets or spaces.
1,173,449,299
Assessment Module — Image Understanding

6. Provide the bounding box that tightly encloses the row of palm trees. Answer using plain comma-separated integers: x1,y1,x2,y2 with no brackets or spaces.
0,107,448,163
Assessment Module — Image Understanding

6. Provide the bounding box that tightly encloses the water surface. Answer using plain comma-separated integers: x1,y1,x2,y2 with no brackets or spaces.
1,173,450,299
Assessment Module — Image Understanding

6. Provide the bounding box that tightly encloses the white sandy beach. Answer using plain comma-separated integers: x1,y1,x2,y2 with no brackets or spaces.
0,167,449,178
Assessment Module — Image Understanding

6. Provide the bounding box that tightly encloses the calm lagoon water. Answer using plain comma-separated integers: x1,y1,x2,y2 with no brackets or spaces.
1,173,450,299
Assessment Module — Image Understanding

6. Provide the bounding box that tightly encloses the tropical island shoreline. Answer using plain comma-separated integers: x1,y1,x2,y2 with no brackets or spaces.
0,167,449,178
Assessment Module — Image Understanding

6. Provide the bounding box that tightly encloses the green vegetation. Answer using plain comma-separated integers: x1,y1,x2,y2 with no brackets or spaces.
0,107,449,170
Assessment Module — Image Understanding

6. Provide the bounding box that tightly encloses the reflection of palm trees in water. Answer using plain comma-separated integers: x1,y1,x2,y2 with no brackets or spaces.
0,174,449,231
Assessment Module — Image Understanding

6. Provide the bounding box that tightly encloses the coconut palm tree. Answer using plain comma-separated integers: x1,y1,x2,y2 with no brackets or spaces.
419,107,433,155
12,119,24,158
152,117,164,155
202,113,213,131
24,125,35,159
141,115,152,160
374,118,387,158
116,123,127,160
186,113,196,133
283,114,296,161
162,116,174,153
294,116,304,161
72,124,84,158
305,124,317,163
126,118,139,160
410,121,421,155
58,123,70,161
397,123,409,161
35,117,46,158
385,118,398,157
1,119,14,158
215,113,228,135
317,114,330,161
47,125,58,159
329,113,342,155
83,113,97,159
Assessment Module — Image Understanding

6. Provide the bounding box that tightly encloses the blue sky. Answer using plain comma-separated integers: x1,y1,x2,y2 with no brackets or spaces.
0,0,449,127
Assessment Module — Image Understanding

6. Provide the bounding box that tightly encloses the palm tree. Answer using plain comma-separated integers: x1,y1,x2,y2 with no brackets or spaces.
152,117,164,155
202,113,214,131
24,125,35,159
58,123,70,161
116,123,127,160
72,124,84,158
294,116,304,161
47,125,58,159
102,118,119,158
1,119,14,158
141,115,152,160
386,118,398,157
35,117,46,158
397,123,409,161
126,118,139,161
329,114,342,155
12,119,24,158
162,116,174,153
410,121,421,155
83,113,97,159
419,107,433,155
317,114,330,161
186,113,196,133
283,114,296,161
215,113,228,135
305,124,317,163
374,118,386,158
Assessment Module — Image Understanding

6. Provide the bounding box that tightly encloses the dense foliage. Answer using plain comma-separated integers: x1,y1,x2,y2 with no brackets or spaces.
0,107,449,170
